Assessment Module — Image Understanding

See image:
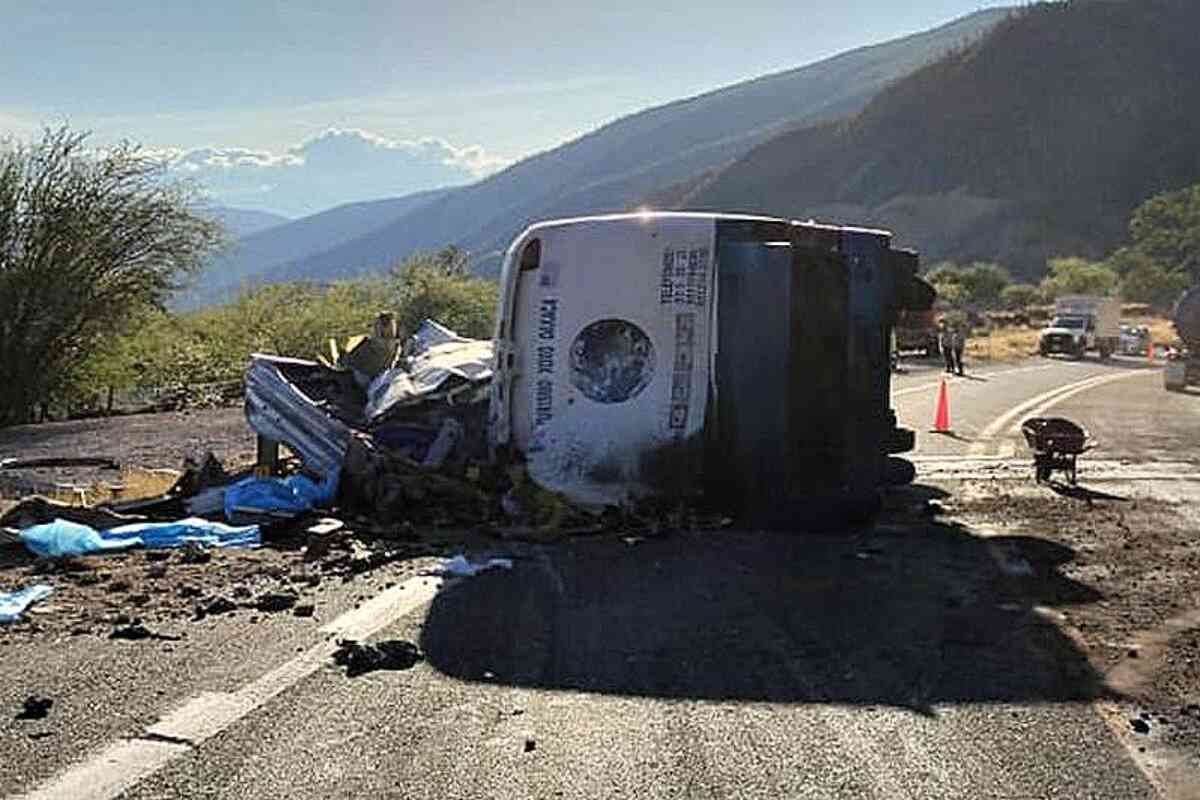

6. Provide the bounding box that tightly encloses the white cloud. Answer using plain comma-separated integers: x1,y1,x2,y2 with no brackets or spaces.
158,128,511,216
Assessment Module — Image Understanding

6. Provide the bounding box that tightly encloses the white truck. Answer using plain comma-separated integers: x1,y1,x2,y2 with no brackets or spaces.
1038,295,1120,359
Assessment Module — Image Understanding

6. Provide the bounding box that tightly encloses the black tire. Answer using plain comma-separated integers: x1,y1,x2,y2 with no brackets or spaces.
884,457,917,486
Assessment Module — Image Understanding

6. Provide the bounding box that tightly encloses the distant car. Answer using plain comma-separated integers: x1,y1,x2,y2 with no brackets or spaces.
1119,324,1150,355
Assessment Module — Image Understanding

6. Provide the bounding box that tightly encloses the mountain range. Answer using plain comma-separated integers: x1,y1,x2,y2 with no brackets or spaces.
184,189,451,307
203,206,290,238
664,0,1200,278
187,7,1007,301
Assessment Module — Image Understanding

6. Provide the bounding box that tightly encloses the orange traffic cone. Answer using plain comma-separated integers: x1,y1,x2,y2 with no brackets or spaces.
931,378,952,434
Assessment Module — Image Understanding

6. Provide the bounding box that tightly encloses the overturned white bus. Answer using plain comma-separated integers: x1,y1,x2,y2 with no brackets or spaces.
488,212,933,525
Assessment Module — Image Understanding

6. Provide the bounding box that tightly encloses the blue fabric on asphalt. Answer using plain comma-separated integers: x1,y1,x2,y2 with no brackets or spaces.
0,584,54,623
222,468,339,520
19,519,142,558
20,517,261,559
105,518,262,550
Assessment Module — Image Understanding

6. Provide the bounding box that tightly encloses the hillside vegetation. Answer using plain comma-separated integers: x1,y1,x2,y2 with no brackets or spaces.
669,0,1200,279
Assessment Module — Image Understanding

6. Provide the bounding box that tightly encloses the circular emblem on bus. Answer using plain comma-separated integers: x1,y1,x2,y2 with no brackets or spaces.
569,319,655,404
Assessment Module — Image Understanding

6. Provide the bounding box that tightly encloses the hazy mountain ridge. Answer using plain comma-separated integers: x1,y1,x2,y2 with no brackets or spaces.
228,7,1008,289
184,187,453,307
203,206,290,238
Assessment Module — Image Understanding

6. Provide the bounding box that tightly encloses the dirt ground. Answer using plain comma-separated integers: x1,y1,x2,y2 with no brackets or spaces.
945,478,1200,764
0,407,255,507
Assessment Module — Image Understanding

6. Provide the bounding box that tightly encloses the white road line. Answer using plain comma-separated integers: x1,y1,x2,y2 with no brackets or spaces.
966,370,1150,457
14,573,447,800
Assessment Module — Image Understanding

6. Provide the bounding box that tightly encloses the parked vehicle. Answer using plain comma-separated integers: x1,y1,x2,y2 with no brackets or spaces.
1038,296,1120,359
1165,285,1200,391
1118,324,1150,356
895,309,939,357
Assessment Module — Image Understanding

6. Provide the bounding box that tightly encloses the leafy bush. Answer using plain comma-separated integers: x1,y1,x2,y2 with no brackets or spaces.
1039,256,1118,298
0,127,224,425
1000,283,1042,310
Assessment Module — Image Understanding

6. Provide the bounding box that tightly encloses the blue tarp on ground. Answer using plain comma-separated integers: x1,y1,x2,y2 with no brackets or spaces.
0,584,53,623
20,518,261,559
222,469,339,520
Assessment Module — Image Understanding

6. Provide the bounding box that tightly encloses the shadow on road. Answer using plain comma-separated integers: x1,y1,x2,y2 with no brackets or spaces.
1047,482,1129,503
928,430,975,443
421,508,1113,715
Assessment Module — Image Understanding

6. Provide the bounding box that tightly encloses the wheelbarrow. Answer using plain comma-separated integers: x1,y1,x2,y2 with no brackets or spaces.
1020,417,1092,485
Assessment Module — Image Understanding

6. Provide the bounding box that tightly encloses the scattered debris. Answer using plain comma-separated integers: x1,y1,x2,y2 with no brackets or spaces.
438,554,513,578
255,591,298,613
195,596,237,619
0,496,145,532
332,639,423,677
524,738,536,753
0,456,119,471
179,542,212,564
15,695,53,721
0,584,54,623
1131,718,1151,735
109,622,183,642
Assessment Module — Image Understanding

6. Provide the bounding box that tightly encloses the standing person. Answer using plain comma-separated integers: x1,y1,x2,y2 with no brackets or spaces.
951,323,966,376
938,320,954,374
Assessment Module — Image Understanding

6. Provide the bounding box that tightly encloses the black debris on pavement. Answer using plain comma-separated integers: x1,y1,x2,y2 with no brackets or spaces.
524,738,536,753
332,639,422,677
179,543,213,564
1130,718,1151,735
110,622,183,641
292,603,315,618
255,591,298,613
194,596,237,619
15,695,52,721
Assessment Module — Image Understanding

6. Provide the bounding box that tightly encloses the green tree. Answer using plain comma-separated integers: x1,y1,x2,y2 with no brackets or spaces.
0,127,225,425
391,258,499,339
958,261,1010,308
924,261,1010,308
1129,183,1200,279
1039,256,1118,299
1109,247,1191,310
1000,283,1042,310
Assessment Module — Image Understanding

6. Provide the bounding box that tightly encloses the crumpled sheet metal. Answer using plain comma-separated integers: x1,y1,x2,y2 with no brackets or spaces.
408,318,473,355
245,354,352,478
365,337,495,422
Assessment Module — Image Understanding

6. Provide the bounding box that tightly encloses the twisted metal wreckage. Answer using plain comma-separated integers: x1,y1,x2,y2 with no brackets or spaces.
245,212,935,528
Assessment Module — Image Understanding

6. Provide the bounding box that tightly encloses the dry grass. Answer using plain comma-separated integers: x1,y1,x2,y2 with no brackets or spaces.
964,315,1176,364
965,326,1042,362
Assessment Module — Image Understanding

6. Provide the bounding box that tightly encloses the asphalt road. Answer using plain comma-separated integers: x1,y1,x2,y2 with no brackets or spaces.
891,354,1182,460
4,353,1198,799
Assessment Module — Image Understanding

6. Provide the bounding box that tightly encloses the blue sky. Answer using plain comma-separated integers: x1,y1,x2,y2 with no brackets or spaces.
0,1,1009,216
